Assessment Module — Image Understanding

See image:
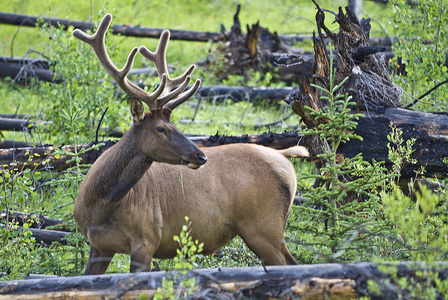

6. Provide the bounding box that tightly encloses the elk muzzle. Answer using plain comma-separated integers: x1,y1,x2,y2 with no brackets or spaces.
184,152,207,169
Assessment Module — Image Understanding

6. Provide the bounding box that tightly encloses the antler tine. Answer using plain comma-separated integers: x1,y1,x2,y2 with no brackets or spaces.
139,30,199,110
72,14,166,107
164,78,201,111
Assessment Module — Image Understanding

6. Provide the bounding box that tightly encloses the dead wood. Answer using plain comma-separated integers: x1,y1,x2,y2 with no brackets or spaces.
207,4,305,83
0,57,62,84
0,132,303,172
0,225,70,246
3,122,448,179
0,12,222,43
0,140,30,149
0,210,65,230
197,85,295,104
1,262,447,299
286,5,404,172
0,117,51,132
295,107,448,179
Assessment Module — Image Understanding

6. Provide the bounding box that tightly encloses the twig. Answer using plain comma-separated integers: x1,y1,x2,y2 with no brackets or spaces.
95,107,109,143
405,79,448,109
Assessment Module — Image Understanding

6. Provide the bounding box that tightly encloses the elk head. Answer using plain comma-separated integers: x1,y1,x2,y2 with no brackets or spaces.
72,14,207,169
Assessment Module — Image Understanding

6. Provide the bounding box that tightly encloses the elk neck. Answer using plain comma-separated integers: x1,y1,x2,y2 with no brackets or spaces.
83,124,154,203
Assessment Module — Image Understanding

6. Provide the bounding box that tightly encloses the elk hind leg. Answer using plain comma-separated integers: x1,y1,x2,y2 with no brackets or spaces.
84,246,115,275
130,242,157,272
238,227,297,265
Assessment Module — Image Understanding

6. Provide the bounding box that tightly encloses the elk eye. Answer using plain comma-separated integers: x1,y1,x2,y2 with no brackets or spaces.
157,127,167,135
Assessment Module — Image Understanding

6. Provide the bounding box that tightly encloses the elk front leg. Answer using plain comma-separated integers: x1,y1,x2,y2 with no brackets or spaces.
84,246,115,275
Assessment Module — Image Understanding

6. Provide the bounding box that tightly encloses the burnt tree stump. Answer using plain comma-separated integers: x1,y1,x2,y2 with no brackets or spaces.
286,4,448,179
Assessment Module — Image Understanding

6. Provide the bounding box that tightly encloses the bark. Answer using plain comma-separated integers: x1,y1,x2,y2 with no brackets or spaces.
0,262,446,299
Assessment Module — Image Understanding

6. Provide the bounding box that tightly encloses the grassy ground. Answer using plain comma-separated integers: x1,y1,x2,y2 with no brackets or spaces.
1,0,389,60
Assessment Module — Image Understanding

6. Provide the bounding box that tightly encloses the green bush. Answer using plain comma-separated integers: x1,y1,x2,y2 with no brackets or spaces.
389,0,448,112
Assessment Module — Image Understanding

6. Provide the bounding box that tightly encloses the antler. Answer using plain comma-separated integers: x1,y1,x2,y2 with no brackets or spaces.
72,13,200,111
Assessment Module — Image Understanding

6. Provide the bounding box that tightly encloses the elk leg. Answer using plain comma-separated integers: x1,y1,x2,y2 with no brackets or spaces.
130,243,156,272
238,228,297,265
84,246,115,275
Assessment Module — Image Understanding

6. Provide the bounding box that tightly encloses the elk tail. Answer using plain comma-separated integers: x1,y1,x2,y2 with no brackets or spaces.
277,146,309,158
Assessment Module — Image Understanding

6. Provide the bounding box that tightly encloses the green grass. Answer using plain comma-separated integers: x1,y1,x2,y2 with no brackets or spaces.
1,0,390,60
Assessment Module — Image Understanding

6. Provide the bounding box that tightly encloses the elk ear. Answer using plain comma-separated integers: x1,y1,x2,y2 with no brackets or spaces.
131,98,145,123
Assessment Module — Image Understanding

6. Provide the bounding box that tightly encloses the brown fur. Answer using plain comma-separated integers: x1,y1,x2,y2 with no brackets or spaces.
75,111,308,274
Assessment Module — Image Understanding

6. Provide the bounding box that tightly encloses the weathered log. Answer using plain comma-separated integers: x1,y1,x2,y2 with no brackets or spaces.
293,107,448,178
3,112,448,178
0,117,51,132
0,140,30,149
0,262,446,299
0,12,342,46
0,53,317,86
197,85,295,104
0,12,222,43
0,210,64,230
0,57,62,84
339,108,448,178
0,225,70,246
0,132,303,171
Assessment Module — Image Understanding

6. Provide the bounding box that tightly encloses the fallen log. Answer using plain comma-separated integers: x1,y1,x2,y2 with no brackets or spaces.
294,107,448,178
0,57,62,84
2,115,448,178
0,140,30,149
0,12,222,43
0,210,64,230
0,53,316,87
339,108,448,178
0,262,446,299
0,12,345,45
0,225,70,246
197,85,295,104
0,117,51,132
0,132,303,172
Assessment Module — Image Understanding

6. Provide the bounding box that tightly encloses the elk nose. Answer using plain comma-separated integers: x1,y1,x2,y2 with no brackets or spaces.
198,153,207,164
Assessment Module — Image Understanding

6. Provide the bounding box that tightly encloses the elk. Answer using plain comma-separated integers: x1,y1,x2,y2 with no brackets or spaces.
73,14,309,275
